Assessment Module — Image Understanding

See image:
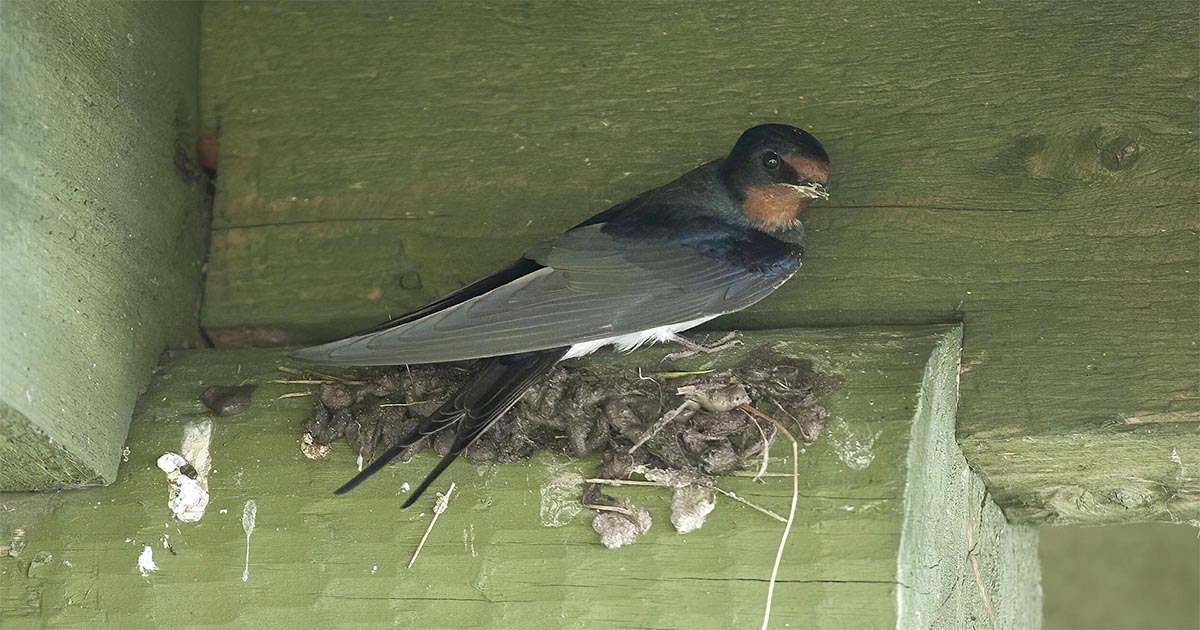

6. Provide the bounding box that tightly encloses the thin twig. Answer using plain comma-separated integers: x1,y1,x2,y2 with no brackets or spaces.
744,411,772,482
276,365,365,385
269,379,332,385
967,514,998,630
379,400,432,408
713,487,787,523
654,369,716,379
740,404,800,630
275,366,307,375
582,503,634,516
628,399,697,454
407,482,455,569
773,401,818,446
772,400,799,424
730,471,796,478
275,391,312,400
585,476,785,523
584,478,672,488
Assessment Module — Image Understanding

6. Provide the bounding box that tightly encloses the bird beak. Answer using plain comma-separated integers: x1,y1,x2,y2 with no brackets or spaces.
789,182,829,200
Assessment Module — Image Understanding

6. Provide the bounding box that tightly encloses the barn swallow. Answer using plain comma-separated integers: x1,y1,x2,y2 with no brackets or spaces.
294,124,830,508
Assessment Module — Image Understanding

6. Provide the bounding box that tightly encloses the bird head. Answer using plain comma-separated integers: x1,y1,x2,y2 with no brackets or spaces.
718,124,830,232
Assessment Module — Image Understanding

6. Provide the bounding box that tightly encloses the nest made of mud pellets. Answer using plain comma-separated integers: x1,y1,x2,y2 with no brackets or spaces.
305,355,831,471
303,351,835,546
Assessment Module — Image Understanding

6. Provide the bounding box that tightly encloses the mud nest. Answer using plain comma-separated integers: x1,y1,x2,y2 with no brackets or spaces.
303,351,835,546
305,352,832,474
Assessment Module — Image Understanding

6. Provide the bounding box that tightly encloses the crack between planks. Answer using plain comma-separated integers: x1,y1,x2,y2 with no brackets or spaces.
213,198,1188,231
213,216,445,230
630,576,905,586
822,204,1032,213
334,595,532,604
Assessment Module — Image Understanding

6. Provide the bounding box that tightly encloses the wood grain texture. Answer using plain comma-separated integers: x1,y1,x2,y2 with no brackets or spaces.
1040,523,1199,630
0,328,1037,629
197,1,1200,525
898,326,1040,629
0,1,207,489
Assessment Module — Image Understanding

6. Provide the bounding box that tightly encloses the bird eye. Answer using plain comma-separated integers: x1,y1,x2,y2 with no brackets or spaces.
762,152,781,170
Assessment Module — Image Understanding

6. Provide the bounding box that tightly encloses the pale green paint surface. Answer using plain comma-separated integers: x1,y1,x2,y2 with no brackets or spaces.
198,2,1200,525
897,327,1040,629
1041,523,1199,630
0,1,208,489
0,327,1037,629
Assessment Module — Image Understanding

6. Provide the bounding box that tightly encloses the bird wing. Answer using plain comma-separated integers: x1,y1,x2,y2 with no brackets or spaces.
346,257,545,336
333,348,568,505
293,222,799,366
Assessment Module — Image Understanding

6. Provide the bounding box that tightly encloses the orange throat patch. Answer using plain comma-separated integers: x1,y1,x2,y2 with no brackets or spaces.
743,184,810,231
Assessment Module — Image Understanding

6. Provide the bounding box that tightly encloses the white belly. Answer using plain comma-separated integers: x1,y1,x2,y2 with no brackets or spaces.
562,315,718,360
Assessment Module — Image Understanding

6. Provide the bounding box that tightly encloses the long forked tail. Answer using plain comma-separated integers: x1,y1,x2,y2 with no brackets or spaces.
333,347,568,508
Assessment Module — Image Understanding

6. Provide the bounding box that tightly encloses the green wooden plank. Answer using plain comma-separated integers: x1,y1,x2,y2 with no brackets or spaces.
0,327,1037,628
197,1,1200,525
0,1,208,489
1040,523,1199,630
898,325,1039,629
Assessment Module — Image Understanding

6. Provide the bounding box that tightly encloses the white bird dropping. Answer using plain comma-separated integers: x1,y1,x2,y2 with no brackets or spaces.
241,500,257,582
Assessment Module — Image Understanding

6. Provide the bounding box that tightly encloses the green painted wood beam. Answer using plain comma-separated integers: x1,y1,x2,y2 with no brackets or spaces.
0,1,208,490
1040,523,1200,630
197,2,1199,525
0,327,1038,629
